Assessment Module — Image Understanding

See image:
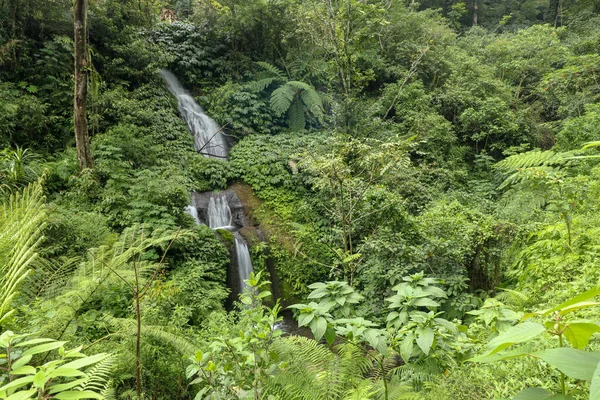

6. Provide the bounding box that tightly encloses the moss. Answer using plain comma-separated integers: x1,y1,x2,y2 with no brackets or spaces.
216,228,234,246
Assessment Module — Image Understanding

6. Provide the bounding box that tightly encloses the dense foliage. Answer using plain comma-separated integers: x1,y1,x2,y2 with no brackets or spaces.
2,0,600,399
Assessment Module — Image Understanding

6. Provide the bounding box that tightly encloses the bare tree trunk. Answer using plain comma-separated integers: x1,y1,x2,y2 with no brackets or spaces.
472,0,478,26
74,0,93,170
548,0,560,26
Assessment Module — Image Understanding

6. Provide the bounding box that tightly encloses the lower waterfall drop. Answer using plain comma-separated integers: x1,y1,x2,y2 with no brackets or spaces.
234,234,253,292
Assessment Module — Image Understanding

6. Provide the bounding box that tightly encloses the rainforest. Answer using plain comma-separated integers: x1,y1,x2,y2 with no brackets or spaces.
2,0,600,399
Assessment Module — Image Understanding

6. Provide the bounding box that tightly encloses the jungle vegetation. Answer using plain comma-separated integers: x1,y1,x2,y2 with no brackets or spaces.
2,0,600,399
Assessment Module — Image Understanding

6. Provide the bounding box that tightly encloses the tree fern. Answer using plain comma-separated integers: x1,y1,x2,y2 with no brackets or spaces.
271,84,296,116
248,61,324,131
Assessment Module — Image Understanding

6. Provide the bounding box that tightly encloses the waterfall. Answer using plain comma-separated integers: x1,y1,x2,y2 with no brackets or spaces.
160,70,228,159
235,235,253,291
207,194,232,229
184,205,200,225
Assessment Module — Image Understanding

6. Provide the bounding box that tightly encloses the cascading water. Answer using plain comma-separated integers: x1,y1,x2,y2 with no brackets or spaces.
207,194,233,229
161,70,228,159
162,70,256,301
184,205,200,225
234,234,254,292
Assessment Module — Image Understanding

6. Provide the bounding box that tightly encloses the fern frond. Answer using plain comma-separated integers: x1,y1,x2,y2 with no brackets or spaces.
392,358,443,390
270,84,296,116
495,150,571,170
495,288,530,306
27,256,82,299
104,316,197,355
286,80,312,91
78,355,116,394
246,77,278,93
255,61,285,78
300,87,324,112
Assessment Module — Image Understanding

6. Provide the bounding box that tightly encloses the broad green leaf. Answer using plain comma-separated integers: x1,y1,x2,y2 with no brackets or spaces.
324,326,336,346
512,387,551,400
590,359,600,400
562,322,600,349
5,389,37,400
297,313,314,327
523,286,600,320
412,298,440,308
312,317,327,341
54,391,104,399
485,321,545,355
415,327,434,355
9,366,36,375
0,375,35,392
48,367,86,378
33,371,45,389
61,353,109,370
512,387,573,399
16,338,55,348
21,341,67,357
11,355,32,370
48,379,88,394
186,364,199,380
534,348,600,381
469,344,533,363
399,334,414,362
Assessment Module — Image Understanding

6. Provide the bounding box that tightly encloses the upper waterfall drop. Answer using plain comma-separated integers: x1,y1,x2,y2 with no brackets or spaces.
160,70,228,159
184,205,201,225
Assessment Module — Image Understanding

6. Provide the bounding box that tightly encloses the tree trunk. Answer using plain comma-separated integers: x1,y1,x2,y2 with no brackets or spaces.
547,0,560,26
472,0,478,26
74,0,93,170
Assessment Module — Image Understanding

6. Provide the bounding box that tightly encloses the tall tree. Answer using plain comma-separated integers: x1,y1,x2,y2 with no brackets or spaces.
73,0,93,170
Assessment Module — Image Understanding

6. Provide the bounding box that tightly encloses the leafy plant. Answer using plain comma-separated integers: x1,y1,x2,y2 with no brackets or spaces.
0,330,112,399
470,286,600,399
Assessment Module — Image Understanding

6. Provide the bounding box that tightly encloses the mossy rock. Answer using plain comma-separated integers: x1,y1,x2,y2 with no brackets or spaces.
216,228,234,246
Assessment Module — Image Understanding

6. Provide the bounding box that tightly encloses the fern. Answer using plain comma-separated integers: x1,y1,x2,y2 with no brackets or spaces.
247,62,324,131
255,61,285,78
392,358,443,391
495,150,571,170
104,316,197,356
271,84,296,116
246,76,278,93
79,355,116,394
0,180,47,325
27,256,81,299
